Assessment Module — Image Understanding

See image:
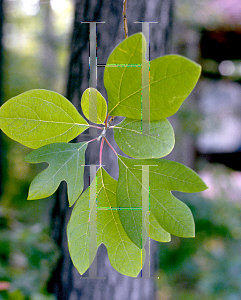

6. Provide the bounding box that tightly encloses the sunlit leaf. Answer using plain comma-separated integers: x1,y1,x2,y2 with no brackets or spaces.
117,155,208,248
113,118,175,158
81,88,107,124
104,33,201,120
0,89,88,149
25,142,88,206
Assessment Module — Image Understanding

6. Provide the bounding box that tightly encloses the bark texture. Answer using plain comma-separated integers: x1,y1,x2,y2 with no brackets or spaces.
48,0,173,299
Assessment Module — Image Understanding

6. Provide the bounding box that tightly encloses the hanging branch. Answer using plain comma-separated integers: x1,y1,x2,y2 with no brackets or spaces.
123,0,128,39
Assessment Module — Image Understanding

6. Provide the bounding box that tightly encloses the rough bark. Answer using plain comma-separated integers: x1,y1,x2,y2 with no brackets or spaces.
48,0,173,299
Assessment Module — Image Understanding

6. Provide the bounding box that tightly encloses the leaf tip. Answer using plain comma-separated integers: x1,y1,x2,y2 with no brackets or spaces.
199,179,209,192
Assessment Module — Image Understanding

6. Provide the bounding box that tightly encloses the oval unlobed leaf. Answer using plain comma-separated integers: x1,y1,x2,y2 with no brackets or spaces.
25,142,88,206
104,33,142,119
104,33,201,120
116,155,207,248
81,88,107,124
0,89,89,149
113,118,175,159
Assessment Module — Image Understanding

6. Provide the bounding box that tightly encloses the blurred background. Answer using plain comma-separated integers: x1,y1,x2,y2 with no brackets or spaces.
0,0,241,299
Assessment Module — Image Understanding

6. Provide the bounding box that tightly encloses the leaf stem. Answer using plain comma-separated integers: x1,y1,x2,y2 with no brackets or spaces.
87,137,98,143
99,138,105,166
104,114,109,128
104,137,117,157
123,0,128,39
89,124,103,130
107,116,115,128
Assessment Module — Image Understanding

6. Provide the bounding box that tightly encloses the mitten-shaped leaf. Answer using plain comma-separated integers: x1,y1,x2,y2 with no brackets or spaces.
113,118,175,158
117,155,208,248
104,33,201,120
67,167,143,277
97,168,143,276
0,89,88,149
25,142,87,206
81,88,107,124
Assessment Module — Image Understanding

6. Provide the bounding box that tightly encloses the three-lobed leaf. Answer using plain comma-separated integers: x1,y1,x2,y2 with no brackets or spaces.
113,118,175,159
117,155,208,248
25,142,88,206
0,89,88,149
81,88,107,124
97,168,143,276
104,33,201,121
67,167,143,277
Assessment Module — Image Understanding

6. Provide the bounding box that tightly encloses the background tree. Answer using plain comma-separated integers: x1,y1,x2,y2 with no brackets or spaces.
48,0,174,299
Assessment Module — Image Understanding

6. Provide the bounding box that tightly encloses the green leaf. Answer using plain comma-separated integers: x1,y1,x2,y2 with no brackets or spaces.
81,88,107,124
117,155,208,248
113,118,175,158
104,33,201,120
67,185,97,275
67,167,143,277
97,168,143,277
147,212,171,243
25,142,88,206
0,89,89,149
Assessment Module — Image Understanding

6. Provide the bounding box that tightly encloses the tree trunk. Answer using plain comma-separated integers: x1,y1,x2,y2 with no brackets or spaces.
48,0,173,299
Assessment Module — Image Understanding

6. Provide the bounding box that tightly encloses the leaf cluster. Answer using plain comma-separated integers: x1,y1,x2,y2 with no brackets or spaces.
0,33,207,277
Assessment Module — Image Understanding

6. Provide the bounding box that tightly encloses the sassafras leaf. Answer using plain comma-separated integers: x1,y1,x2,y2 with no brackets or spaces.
67,185,97,275
116,155,207,248
104,33,201,120
113,118,175,158
67,167,144,277
81,88,107,124
97,168,143,276
0,89,88,149
147,212,171,243
25,142,87,206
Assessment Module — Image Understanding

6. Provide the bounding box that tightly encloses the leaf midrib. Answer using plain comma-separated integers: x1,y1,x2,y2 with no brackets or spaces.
127,164,203,189
114,124,171,144
108,69,191,115
0,117,87,126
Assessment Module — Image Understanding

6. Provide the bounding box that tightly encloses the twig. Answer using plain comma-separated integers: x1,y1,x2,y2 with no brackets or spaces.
87,137,98,143
123,0,128,39
107,116,115,128
99,138,105,166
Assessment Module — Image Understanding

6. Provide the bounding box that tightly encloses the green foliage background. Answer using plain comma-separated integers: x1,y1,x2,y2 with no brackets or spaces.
0,1,73,298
